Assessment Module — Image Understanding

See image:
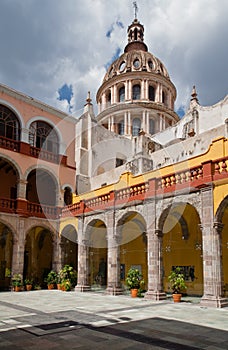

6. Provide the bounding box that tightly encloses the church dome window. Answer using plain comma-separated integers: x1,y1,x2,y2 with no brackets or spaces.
149,85,155,101
132,118,141,136
119,86,125,102
132,84,141,100
148,59,153,70
149,119,155,134
133,58,140,69
119,61,126,72
118,120,125,135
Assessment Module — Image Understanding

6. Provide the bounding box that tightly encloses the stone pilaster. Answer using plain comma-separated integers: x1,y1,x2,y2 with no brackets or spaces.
17,179,28,199
145,228,166,300
200,186,228,307
106,213,123,295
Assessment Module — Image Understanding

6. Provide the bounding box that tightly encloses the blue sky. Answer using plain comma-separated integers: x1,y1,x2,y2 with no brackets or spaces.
0,0,227,118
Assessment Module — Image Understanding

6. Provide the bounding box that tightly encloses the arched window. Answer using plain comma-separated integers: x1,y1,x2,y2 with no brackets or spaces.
132,118,141,136
118,120,124,135
162,91,167,106
0,105,20,140
29,121,59,154
106,91,111,106
119,87,125,102
149,86,155,101
132,84,141,100
64,187,72,206
149,119,155,135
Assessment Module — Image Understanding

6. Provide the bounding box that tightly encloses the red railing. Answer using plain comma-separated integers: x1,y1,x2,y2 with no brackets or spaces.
0,198,60,219
61,158,228,218
0,136,20,152
0,136,61,164
1,158,227,219
30,146,60,164
27,202,61,219
0,198,17,213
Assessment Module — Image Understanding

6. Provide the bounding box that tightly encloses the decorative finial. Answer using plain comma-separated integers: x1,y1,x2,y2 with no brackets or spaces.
133,1,138,19
191,85,199,103
86,91,92,105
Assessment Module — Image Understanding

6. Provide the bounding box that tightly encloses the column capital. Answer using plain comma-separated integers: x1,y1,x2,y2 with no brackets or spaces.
213,222,224,234
155,229,162,238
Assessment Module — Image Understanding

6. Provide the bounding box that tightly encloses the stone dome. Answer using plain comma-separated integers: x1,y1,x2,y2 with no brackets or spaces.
103,49,170,83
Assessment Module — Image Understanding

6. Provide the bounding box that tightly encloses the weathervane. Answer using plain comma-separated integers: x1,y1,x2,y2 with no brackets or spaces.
133,1,138,19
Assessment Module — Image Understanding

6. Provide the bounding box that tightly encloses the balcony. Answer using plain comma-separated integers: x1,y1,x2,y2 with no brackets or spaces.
0,136,67,165
0,197,61,219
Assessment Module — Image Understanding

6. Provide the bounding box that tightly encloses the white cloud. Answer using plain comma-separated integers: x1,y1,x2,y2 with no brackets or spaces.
0,0,227,117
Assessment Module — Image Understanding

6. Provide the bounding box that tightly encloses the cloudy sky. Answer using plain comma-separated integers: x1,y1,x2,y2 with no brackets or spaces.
0,0,227,117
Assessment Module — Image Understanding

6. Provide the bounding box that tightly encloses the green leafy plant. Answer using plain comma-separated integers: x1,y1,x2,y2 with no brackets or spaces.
61,279,72,291
34,284,41,290
5,267,11,278
11,273,23,287
168,267,187,294
58,265,77,288
126,268,143,290
45,270,57,285
24,278,33,285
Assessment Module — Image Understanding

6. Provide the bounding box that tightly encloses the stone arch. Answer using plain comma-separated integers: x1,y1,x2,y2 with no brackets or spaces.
158,201,203,296
0,156,21,201
0,99,25,131
116,210,147,287
24,225,55,286
85,218,108,287
26,166,59,206
61,224,78,271
26,116,63,149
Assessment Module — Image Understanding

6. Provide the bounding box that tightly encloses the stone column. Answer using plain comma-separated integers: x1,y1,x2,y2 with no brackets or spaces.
111,116,115,132
17,179,27,199
141,80,145,99
52,232,62,273
145,228,166,300
75,219,91,292
111,86,114,104
200,186,228,307
124,112,128,135
11,219,25,276
145,80,149,100
113,84,117,103
106,212,123,295
128,111,131,134
129,81,132,100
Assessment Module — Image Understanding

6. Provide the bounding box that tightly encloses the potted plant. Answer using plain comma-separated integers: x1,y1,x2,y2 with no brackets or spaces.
126,268,144,297
45,270,57,289
56,272,62,290
168,267,187,302
11,273,23,292
24,278,33,291
58,265,77,291
61,279,71,291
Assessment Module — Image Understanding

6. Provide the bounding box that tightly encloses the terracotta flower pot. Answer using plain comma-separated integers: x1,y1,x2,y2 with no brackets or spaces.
172,293,182,302
48,284,55,290
131,289,138,298
26,284,32,291
14,286,21,292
